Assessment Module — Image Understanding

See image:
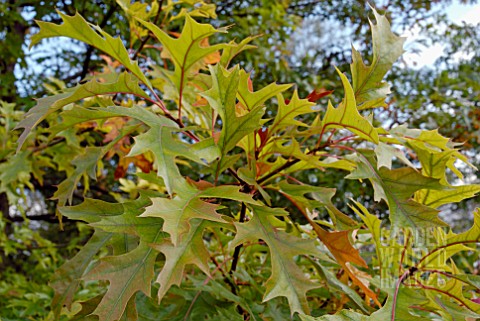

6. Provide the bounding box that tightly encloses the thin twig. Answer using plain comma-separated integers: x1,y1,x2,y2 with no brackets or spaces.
80,3,118,80
399,230,411,275
132,0,164,60
391,269,410,321
230,202,247,275
410,280,470,308
257,138,339,184
416,240,480,268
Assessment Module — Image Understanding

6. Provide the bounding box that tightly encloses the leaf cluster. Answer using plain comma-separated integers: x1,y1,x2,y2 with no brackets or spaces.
1,1,480,320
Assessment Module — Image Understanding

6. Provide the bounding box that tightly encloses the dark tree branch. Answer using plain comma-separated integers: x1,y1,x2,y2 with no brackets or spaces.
229,202,247,275
132,0,164,60
257,138,336,185
7,213,73,223
79,3,118,81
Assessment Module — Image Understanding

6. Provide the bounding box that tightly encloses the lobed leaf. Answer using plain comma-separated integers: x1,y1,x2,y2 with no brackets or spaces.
350,6,405,109
136,14,227,92
230,205,321,315
102,105,220,194
321,69,379,144
347,151,447,229
150,219,212,302
142,184,257,245
50,231,112,318
415,185,480,209
31,12,150,87
83,241,160,321
270,91,315,135
237,69,291,112
15,73,151,150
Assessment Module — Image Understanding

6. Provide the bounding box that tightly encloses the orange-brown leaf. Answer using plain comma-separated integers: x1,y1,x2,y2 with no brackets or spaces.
313,227,367,268
102,117,129,143
311,222,380,306
200,38,221,64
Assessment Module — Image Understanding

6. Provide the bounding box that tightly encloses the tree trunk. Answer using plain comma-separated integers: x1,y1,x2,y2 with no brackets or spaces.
0,192,12,271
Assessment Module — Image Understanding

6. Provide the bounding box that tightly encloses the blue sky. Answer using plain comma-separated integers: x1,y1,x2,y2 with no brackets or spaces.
402,2,480,68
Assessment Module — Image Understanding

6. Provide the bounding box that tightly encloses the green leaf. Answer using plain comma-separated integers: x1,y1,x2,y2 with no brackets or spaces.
350,6,405,109
426,269,480,315
374,142,415,170
136,14,226,92
69,295,103,321
128,125,201,194
300,310,368,320
349,200,382,265
201,65,266,179
407,140,457,184
52,146,106,205
59,198,127,223
50,230,112,318
414,210,480,269
230,204,321,315
142,184,257,245
83,240,160,321
116,0,158,44
220,36,258,67
258,138,355,184
89,195,168,243
31,12,150,87
60,197,164,320
305,287,428,321
347,151,447,229
103,105,220,194
55,196,158,319
367,287,430,321
278,181,358,230
415,185,480,208
150,219,212,302
434,297,480,321
270,91,315,134
49,106,120,137
321,69,379,144
203,65,265,154
447,208,480,245
0,150,32,192
169,1,217,21
15,72,150,150
237,69,291,111
53,126,136,205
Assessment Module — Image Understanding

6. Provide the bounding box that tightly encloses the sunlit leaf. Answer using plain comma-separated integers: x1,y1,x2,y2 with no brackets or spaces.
350,6,405,109
30,12,150,87
347,151,447,229
321,69,379,143
136,14,226,92
15,73,150,150
142,184,257,245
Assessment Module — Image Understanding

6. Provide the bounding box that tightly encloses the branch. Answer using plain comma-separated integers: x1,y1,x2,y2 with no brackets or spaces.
410,281,471,309
30,137,65,153
257,137,336,184
229,202,247,275
132,0,164,60
416,240,480,268
391,268,413,321
7,213,73,223
420,269,476,285
79,3,118,80
399,230,411,275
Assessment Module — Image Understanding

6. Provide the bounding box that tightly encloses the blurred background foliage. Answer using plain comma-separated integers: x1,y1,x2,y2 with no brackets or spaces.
0,0,479,319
